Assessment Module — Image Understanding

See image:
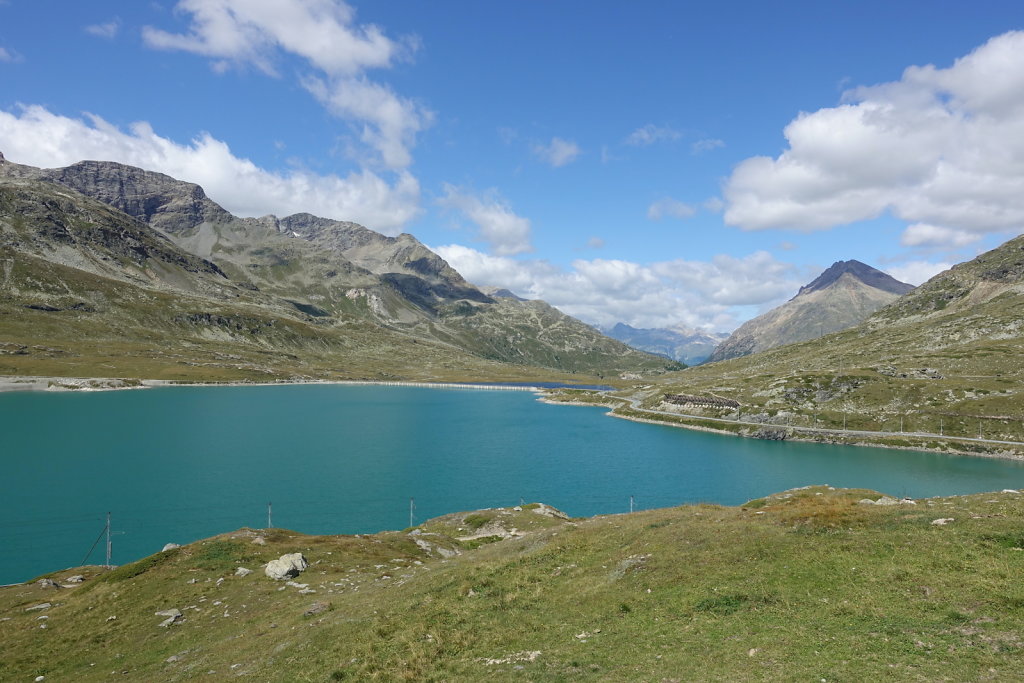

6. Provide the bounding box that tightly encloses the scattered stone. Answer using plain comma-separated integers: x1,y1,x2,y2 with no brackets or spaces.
106,616,117,622
235,567,253,577
1002,489,1020,494
64,575,85,584
298,588,316,595
25,603,51,612
304,601,331,616
748,648,758,657
35,676,45,682
859,497,916,506
751,427,787,441
252,536,267,546
530,503,569,519
265,553,308,580
155,608,183,627
36,578,60,589
480,651,541,666
161,543,181,552
187,578,199,584
931,518,955,526
166,655,181,663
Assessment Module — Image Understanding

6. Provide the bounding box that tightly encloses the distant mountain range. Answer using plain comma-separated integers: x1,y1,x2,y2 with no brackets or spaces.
0,152,679,381
600,323,728,365
707,260,914,363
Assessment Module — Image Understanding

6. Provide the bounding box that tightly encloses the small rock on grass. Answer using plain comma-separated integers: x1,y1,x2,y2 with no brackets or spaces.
155,608,183,627
265,553,308,580
304,601,331,616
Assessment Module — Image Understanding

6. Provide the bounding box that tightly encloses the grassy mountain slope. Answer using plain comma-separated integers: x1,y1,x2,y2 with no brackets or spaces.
4,486,1024,681
617,236,1024,448
0,156,678,381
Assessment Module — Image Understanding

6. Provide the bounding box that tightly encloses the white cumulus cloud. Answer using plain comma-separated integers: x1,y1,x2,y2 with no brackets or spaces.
625,124,682,146
0,46,21,63
647,198,696,221
884,261,953,286
900,223,981,249
432,244,804,331
532,137,581,167
143,0,429,169
724,31,1024,238
437,185,533,256
85,19,121,39
0,105,421,233
691,137,724,154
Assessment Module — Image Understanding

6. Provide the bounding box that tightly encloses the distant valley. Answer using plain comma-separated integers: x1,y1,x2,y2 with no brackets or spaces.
600,322,728,365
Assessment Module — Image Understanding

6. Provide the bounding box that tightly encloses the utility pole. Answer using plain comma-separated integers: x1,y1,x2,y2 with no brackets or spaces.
900,416,904,433
409,497,416,528
105,512,112,568
940,418,943,436
630,495,635,514
267,502,273,529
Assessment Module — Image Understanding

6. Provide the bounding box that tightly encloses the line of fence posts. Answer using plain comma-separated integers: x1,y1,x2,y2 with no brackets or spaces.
793,409,1016,442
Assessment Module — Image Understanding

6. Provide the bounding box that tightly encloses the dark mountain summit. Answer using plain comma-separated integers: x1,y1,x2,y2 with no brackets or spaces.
796,260,915,298
708,260,914,362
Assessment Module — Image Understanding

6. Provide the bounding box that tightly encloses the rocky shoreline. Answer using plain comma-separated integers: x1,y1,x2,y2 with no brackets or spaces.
0,374,548,394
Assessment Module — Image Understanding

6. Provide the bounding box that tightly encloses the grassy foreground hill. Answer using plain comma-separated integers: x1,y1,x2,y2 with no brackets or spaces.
4,486,1024,681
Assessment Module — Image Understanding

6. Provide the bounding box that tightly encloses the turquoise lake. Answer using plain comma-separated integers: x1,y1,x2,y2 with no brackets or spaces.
4,383,1024,585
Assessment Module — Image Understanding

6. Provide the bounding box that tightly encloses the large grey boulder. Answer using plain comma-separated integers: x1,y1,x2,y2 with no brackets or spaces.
264,553,308,580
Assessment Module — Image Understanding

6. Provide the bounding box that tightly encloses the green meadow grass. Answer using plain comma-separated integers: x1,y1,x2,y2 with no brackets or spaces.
4,487,1024,681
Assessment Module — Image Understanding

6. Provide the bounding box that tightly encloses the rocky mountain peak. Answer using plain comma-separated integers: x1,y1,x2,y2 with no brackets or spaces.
40,159,233,234
797,260,913,298
709,259,915,363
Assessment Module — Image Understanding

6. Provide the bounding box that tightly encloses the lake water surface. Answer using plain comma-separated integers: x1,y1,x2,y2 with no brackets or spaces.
3,383,1024,584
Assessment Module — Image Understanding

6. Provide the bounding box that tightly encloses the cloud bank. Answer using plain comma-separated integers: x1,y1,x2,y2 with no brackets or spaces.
433,244,805,331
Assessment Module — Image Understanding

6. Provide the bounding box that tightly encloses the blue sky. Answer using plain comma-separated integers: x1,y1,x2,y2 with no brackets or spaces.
2,1,1023,331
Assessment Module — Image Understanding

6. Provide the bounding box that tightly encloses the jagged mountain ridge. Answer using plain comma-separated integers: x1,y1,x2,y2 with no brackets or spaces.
708,260,914,363
0,153,678,378
601,322,728,365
